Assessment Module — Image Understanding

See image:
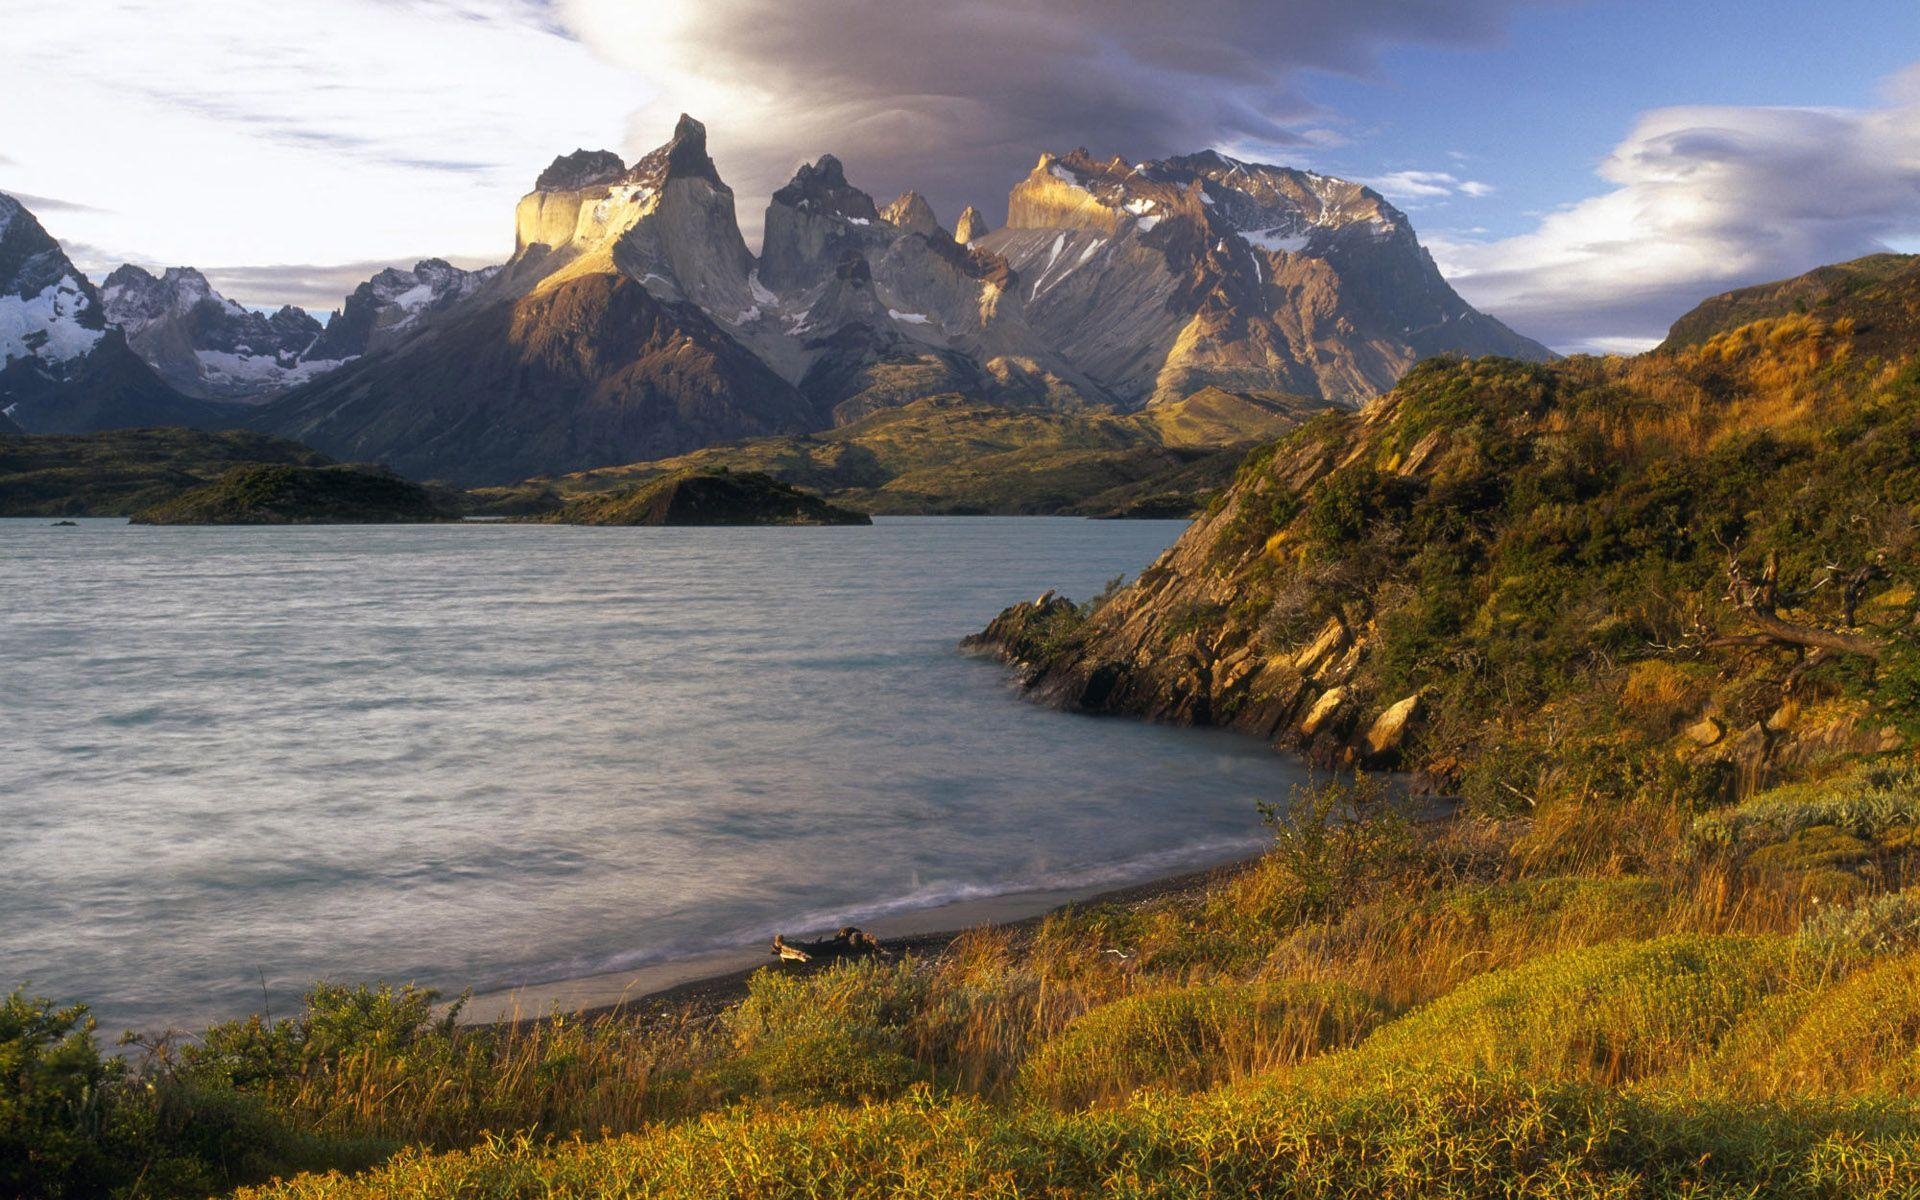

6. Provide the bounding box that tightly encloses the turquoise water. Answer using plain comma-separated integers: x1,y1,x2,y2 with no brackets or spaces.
1,517,1306,1031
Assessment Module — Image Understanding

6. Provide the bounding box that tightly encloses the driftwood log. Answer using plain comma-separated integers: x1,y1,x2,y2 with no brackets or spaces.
770,927,889,965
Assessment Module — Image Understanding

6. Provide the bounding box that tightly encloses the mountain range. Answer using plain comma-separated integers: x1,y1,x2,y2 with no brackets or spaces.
2,115,1551,482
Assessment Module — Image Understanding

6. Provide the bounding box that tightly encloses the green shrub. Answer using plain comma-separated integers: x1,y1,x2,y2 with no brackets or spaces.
1019,978,1380,1107
1693,760,1920,851
1255,774,1413,923
1799,888,1920,957
234,1076,1920,1200
0,989,123,1199
718,962,925,1105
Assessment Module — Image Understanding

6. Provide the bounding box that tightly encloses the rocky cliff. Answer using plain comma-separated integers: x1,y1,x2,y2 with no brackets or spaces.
970,274,1920,797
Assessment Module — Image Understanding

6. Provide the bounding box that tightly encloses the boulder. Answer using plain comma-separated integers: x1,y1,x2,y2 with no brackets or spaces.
1363,693,1423,757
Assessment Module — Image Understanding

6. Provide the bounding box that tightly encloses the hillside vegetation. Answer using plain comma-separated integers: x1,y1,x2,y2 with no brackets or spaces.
130,464,448,525
532,468,871,526
520,388,1335,518
0,428,331,517
15,260,1920,1198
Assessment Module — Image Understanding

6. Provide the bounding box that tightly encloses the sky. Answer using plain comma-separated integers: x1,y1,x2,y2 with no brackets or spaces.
3,0,1917,352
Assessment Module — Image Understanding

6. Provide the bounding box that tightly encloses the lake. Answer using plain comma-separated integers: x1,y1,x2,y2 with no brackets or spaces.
1,517,1309,1031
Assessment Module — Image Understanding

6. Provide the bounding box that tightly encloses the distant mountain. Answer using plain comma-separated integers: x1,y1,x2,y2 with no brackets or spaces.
977,149,1552,404
305,258,499,361
1658,253,1920,355
101,265,338,401
244,116,1548,484
0,193,234,433
100,258,500,403
250,117,825,485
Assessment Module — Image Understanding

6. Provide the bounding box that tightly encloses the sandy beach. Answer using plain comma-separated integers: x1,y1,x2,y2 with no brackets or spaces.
462,849,1267,1025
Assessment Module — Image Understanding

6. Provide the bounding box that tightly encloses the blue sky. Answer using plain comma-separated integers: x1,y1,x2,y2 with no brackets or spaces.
1305,0,1920,238
3,0,1916,352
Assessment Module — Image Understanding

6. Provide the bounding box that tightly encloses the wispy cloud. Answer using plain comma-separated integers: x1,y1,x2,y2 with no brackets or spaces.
1432,64,1920,352
1364,169,1496,201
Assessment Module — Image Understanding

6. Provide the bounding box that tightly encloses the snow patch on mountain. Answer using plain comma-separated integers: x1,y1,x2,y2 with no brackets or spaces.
1,280,105,365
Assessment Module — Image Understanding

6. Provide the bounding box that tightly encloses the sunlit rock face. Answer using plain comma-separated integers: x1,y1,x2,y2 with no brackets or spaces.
981,149,1553,406
251,116,814,485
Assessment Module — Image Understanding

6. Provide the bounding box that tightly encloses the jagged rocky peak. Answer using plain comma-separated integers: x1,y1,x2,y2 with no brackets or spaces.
760,154,891,293
954,206,991,244
625,113,726,193
100,261,339,402
880,191,942,239
1,193,223,433
773,155,880,222
535,149,627,193
309,257,497,361
1,191,108,368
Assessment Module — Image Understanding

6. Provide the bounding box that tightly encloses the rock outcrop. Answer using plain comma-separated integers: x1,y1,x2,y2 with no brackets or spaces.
954,206,991,245
967,287,1918,787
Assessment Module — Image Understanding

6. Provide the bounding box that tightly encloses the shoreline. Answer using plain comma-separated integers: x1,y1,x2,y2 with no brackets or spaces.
461,847,1268,1026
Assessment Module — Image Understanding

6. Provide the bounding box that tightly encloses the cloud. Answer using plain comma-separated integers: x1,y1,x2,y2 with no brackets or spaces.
0,0,646,273
559,0,1549,235
1364,170,1496,201
1431,66,1920,353
1,191,107,215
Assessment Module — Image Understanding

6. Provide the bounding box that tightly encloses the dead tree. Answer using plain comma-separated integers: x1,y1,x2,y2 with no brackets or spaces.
1718,547,1885,660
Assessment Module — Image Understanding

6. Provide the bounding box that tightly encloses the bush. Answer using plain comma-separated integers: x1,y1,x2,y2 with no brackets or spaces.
1019,979,1380,1107
0,989,122,1200
1799,888,1920,957
718,962,925,1105
1255,774,1413,923
233,1077,1920,1200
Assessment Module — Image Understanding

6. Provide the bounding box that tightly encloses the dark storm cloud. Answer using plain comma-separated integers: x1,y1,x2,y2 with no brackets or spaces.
564,0,1555,232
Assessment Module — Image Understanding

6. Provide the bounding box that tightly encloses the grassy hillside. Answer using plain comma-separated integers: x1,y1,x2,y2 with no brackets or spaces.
526,388,1336,517
532,468,871,526
1659,253,1919,353
0,428,332,517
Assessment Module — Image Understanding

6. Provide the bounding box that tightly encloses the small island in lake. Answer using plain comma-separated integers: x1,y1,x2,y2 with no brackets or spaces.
129,464,450,525
534,468,872,527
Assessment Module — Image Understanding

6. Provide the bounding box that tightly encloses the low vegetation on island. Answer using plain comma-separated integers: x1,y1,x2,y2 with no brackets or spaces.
531,467,872,526
13,256,1920,1199
126,463,449,526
